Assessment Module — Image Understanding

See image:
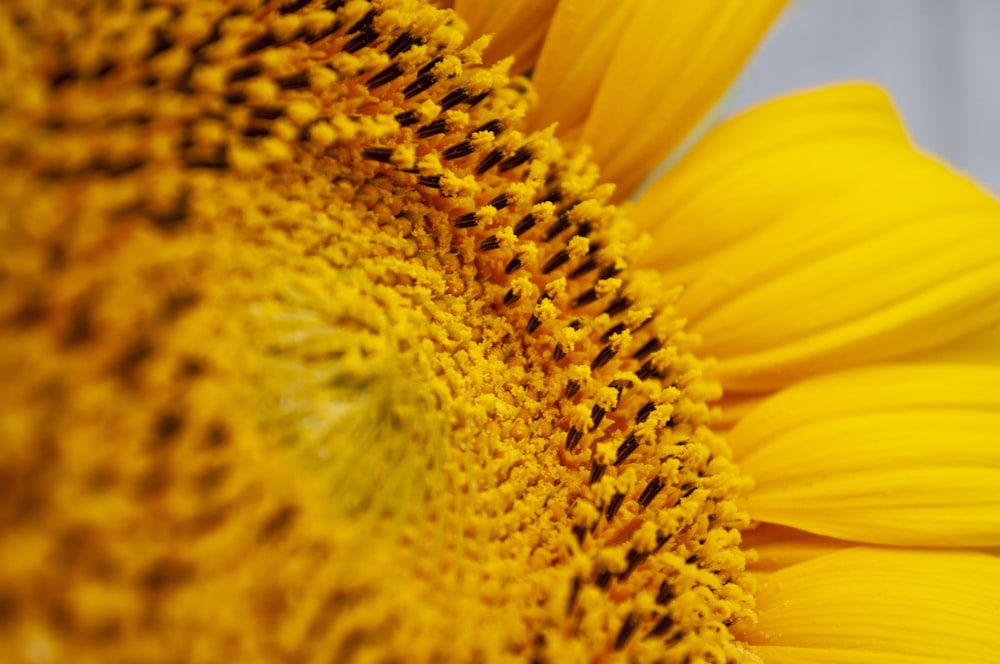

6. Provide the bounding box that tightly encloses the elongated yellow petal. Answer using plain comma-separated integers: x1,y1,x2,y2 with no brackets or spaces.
916,325,1000,364
580,0,788,198
528,0,639,136
750,646,966,664
680,154,1000,392
636,84,912,284
733,364,1000,546
453,0,558,72
742,524,849,573
742,548,1000,663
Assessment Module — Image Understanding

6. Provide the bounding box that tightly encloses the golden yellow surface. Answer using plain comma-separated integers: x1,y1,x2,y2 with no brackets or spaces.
0,1,752,661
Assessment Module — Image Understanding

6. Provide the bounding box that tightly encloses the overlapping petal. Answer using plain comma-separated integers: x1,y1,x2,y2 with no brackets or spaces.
528,0,639,136
742,524,848,573
635,84,913,284
742,548,1000,663
636,84,1000,393
453,0,558,72
732,364,1000,546
524,0,787,198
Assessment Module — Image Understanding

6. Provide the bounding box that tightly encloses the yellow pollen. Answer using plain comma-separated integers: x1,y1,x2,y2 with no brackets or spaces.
0,1,754,662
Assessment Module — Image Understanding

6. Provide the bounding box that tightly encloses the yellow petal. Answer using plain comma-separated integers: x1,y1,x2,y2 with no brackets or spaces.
742,548,1000,663
743,524,849,573
528,0,640,136
734,364,1000,547
680,153,1000,393
580,0,788,198
636,83,912,284
915,325,1000,364
453,0,558,72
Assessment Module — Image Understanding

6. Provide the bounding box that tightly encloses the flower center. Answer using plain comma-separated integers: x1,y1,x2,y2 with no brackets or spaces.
1,0,754,661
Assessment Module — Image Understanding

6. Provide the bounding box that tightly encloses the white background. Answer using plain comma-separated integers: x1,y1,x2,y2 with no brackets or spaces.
730,0,1000,196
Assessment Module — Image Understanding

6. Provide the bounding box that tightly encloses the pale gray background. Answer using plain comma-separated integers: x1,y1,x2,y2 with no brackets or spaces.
729,0,1000,195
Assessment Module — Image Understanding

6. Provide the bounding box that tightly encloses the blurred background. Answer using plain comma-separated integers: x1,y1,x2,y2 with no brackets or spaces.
729,0,1000,196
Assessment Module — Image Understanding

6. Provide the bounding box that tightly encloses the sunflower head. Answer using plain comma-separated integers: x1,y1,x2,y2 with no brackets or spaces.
6,1,1000,663
0,0,759,661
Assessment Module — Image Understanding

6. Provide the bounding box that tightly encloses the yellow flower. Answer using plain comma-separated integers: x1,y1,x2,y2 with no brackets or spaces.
1,1,998,663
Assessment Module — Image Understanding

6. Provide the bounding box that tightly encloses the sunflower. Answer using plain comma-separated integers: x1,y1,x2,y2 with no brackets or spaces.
1,1,998,662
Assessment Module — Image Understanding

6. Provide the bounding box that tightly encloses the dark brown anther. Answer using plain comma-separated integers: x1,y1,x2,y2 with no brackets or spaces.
637,477,664,508
502,289,520,306
542,249,570,274
152,411,184,446
226,61,262,83
498,146,532,172
656,581,675,605
487,193,509,210
568,576,582,611
614,433,638,466
601,322,627,343
573,288,598,308
504,256,522,274
251,106,284,120
565,380,580,398
565,426,583,451
619,549,649,581
416,117,448,138
277,70,310,90
438,87,469,110
441,140,474,160
403,72,437,98
635,401,656,424
417,174,441,188
539,188,563,204
605,492,624,521
223,90,247,105
344,29,379,53
479,234,500,251
553,345,566,361
466,90,491,107
241,126,271,138
279,0,311,13
453,211,477,228
614,614,638,651
647,614,674,638
475,149,504,174
395,109,420,126
569,256,600,279
590,404,606,428
599,263,622,279
471,118,504,136
526,315,542,334
513,213,536,236
595,570,613,590
386,31,419,58
589,463,605,485
367,62,405,89
242,32,277,55
590,345,616,370
605,296,632,317
635,361,657,381
257,505,298,542
361,147,394,163
542,213,572,241
633,337,662,360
